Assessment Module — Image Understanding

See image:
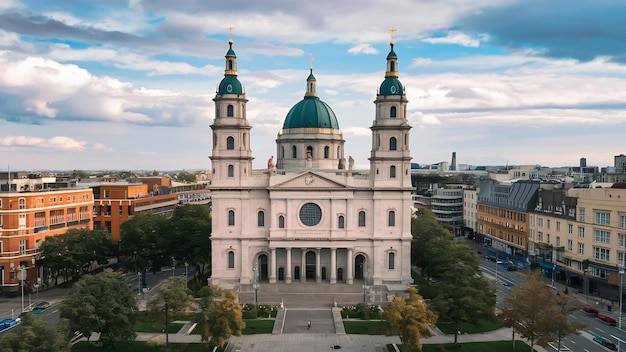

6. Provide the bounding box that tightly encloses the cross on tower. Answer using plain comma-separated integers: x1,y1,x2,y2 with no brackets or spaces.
227,25,235,40
309,53,314,70
390,26,397,44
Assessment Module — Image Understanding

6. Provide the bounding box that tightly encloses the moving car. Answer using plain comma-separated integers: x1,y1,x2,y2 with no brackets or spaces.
32,301,50,310
597,314,618,326
582,306,599,315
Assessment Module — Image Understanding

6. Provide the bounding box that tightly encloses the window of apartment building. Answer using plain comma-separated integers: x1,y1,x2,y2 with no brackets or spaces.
0,241,3,254
556,236,560,247
620,234,626,248
94,221,101,230
619,252,625,268
105,221,112,234
119,205,123,216
578,226,585,238
547,234,551,243
93,205,98,216
594,230,610,243
106,205,111,216
518,237,523,246
567,239,573,251
547,219,551,229
530,215,534,226
556,222,560,231
595,211,611,226
19,240,26,255
579,208,585,222
594,247,610,262
529,229,534,240
538,218,543,227
578,243,584,255
19,214,26,229
568,224,573,234
538,232,543,242
18,198,26,209
593,268,609,279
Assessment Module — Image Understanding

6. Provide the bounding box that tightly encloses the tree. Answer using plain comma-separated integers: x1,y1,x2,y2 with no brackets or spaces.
383,287,437,352
169,204,212,280
148,276,194,348
0,313,70,352
499,271,565,350
430,243,496,344
198,287,245,349
411,208,453,279
120,213,171,286
552,294,586,351
60,269,137,350
174,171,197,183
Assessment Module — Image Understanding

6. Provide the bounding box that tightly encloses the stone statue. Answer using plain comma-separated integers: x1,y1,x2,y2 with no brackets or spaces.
267,156,275,169
348,156,354,171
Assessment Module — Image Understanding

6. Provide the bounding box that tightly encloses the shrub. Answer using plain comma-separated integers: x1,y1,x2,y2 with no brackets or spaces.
241,303,257,319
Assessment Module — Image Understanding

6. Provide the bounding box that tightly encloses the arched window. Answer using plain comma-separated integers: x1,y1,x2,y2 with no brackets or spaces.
388,210,396,227
228,210,235,226
227,104,234,117
390,106,397,118
389,137,397,151
278,215,285,228
292,146,297,158
358,211,366,227
280,146,285,158
18,198,26,209
227,165,234,177
390,61,395,72
337,146,341,158
324,146,329,159
257,210,265,227
390,165,396,178
388,252,395,270
228,60,233,70
306,145,313,158
228,251,235,269
226,136,235,150
338,215,345,229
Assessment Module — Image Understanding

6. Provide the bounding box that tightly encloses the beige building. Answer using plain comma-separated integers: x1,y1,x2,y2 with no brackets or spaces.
209,38,413,294
463,188,478,232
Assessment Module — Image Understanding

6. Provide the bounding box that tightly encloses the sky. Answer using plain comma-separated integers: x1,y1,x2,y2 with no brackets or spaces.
1,0,626,171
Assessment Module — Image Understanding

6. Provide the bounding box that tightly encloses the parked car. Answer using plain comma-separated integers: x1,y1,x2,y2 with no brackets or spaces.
506,265,518,271
0,318,18,332
582,306,599,315
597,314,618,326
593,336,617,351
32,301,50,310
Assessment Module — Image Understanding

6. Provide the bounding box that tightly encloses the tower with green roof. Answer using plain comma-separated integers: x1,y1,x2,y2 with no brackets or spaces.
369,33,412,191
210,35,253,186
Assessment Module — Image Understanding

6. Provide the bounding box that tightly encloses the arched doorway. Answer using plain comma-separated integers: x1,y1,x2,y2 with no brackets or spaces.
354,254,365,280
305,251,316,281
258,254,268,281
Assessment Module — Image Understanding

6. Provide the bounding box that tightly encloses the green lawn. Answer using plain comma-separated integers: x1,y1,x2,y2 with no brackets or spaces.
386,341,531,352
436,317,504,334
134,321,184,333
72,341,224,351
242,319,275,334
343,320,385,334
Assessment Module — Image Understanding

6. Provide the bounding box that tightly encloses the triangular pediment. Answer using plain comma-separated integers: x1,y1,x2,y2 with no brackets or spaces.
270,171,348,190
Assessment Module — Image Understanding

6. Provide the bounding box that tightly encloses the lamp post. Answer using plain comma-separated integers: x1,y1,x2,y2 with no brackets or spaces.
495,252,498,283
184,262,188,288
617,265,624,330
610,334,624,352
138,272,141,296
552,264,557,295
17,266,26,312
171,257,175,277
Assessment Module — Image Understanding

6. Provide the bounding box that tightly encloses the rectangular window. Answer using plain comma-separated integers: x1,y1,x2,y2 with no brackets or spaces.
619,252,625,268
228,251,235,269
19,240,26,255
594,247,610,262
556,222,560,231
358,211,366,227
538,218,543,227
530,215,535,226
547,234,551,243
547,220,551,229
388,252,395,270
578,243,584,255
593,268,609,279
556,236,560,247
621,214,626,229
595,211,611,226
538,232,543,242
620,234,626,248
578,227,585,238
579,208,585,223
594,230,610,243
568,224,573,234
567,239,573,251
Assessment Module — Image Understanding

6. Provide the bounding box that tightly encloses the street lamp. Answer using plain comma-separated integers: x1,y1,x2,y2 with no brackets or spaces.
552,264,557,295
252,263,259,307
184,262,189,288
618,265,624,330
138,272,141,296
584,268,589,304
171,257,175,277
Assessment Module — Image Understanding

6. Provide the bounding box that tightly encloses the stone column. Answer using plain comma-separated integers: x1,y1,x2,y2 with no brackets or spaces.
330,248,337,284
286,247,292,284
301,248,306,283
316,248,321,283
270,248,277,283
347,248,353,284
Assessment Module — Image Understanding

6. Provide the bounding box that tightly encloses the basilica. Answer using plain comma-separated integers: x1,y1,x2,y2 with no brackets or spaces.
209,35,413,292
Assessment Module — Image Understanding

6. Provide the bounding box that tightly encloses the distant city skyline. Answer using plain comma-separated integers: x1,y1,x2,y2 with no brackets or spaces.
1,1,626,170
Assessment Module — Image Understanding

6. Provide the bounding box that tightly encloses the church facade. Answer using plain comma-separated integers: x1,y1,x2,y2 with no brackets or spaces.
209,36,414,291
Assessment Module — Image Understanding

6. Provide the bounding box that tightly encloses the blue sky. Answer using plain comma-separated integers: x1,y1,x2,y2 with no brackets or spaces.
1,0,626,171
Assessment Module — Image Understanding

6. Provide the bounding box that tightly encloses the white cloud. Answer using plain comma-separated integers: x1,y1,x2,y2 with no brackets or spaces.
422,31,487,47
347,43,378,55
0,135,86,150
93,143,113,151
342,127,370,137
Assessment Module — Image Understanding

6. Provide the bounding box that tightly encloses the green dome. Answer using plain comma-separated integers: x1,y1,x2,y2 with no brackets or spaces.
283,96,339,129
379,77,403,96
387,49,397,59
218,75,243,95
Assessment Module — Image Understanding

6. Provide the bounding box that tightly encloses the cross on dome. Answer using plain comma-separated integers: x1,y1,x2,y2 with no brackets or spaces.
390,26,397,44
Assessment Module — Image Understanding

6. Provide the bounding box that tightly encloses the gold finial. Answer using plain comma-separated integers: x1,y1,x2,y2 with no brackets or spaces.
309,53,314,70
227,25,235,43
390,26,397,44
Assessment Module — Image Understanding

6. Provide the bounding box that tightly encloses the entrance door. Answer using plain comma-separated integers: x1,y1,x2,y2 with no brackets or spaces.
337,268,343,282
294,266,300,280
321,267,327,281
354,254,365,280
278,268,285,281
305,251,316,280
258,254,268,281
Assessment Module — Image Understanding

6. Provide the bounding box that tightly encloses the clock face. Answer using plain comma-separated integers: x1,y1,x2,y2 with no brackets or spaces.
227,84,233,93
390,85,397,94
